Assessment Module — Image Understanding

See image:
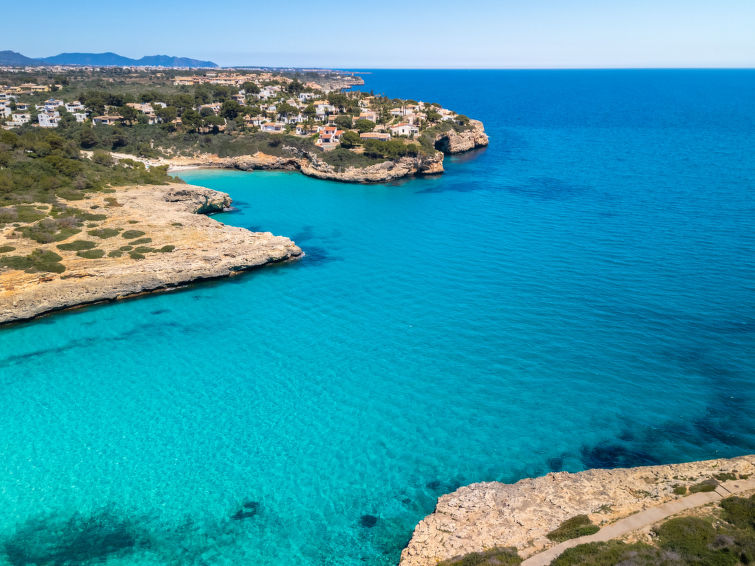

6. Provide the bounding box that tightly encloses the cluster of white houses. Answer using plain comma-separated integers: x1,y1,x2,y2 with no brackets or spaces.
1,81,461,151
0,94,89,129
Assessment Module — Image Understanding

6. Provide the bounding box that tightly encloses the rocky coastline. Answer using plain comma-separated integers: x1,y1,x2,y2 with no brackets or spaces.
400,455,755,566
0,184,301,325
117,120,488,183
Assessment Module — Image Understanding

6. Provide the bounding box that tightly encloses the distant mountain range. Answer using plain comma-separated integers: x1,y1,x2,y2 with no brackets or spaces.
0,50,218,68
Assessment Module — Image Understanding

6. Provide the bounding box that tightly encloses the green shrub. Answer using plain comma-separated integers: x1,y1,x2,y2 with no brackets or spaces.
654,517,734,564
88,228,121,238
77,249,105,259
0,249,65,273
438,547,521,565
546,515,599,542
107,250,124,258
57,240,96,251
122,230,146,239
689,479,718,493
17,219,82,243
129,251,145,260
720,495,755,531
157,245,175,253
673,485,687,495
129,237,152,245
551,541,664,566
119,245,133,251
0,205,46,225
0,245,16,253
133,246,156,254
714,472,738,482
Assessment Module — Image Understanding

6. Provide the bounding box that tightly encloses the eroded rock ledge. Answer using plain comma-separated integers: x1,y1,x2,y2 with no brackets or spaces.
399,455,755,566
119,121,488,183
0,183,301,325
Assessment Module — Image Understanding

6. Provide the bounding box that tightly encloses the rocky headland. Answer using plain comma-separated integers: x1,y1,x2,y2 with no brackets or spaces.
400,455,755,565
0,184,301,325
112,120,488,183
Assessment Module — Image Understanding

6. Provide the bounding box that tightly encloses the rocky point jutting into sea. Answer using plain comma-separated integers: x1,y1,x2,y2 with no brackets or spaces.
122,120,488,183
0,184,301,325
400,455,755,565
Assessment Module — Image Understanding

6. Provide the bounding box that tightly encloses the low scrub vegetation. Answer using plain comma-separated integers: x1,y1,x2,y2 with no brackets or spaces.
122,230,146,239
57,240,96,251
546,515,599,542
551,495,755,565
0,129,177,207
689,479,718,493
87,227,121,238
438,547,522,565
0,249,65,273
77,249,105,259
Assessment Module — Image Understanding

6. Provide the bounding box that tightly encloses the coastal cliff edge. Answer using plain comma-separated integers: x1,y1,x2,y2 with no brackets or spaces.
0,183,301,325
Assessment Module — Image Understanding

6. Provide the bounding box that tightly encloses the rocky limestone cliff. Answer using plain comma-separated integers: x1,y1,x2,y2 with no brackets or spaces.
0,184,301,325
400,455,755,566
110,119,487,183
434,120,489,154
159,149,445,183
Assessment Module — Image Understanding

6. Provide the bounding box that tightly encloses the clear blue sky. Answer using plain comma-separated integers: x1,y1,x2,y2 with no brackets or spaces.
5,0,754,68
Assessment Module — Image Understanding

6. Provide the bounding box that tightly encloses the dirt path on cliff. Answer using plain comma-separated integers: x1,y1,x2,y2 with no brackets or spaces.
521,477,755,566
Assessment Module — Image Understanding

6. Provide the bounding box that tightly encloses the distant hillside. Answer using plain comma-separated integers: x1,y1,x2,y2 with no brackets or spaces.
39,52,137,66
0,50,40,66
135,55,217,68
0,50,218,68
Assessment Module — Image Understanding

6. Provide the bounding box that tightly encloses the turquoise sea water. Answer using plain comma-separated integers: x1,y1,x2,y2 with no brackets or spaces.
1,70,754,565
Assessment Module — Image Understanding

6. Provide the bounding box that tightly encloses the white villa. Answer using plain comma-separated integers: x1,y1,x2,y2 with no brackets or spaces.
260,122,284,133
389,123,419,137
38,111,60,128
65,101,85,113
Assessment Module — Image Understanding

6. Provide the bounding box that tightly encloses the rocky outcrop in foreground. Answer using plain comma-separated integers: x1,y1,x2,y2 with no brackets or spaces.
0,184,301,325
433,120,489,154
400,455,755,566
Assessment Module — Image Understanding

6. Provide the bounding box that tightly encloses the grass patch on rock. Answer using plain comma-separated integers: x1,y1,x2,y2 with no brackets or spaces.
122,230,146,239
546,515,599,542
77,249,105,259
689,479,718,493
0,245,16,253
129,237,152,245
0,205,47,226
551,541,666,565
88,228,121,239
714,472,738,482
57,240,97,251
0,249,65,273
17,218,81,243
438,547,522,565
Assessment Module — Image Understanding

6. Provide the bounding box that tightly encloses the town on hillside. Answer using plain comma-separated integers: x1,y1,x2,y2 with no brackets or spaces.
0,68,475,166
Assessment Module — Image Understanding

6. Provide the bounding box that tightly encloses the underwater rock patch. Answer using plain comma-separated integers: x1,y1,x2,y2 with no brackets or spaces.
2,507,149,566
231,500,260,520
360,514,378,528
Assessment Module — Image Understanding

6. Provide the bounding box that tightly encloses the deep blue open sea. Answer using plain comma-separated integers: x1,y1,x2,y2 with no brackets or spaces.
1,70,754,565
